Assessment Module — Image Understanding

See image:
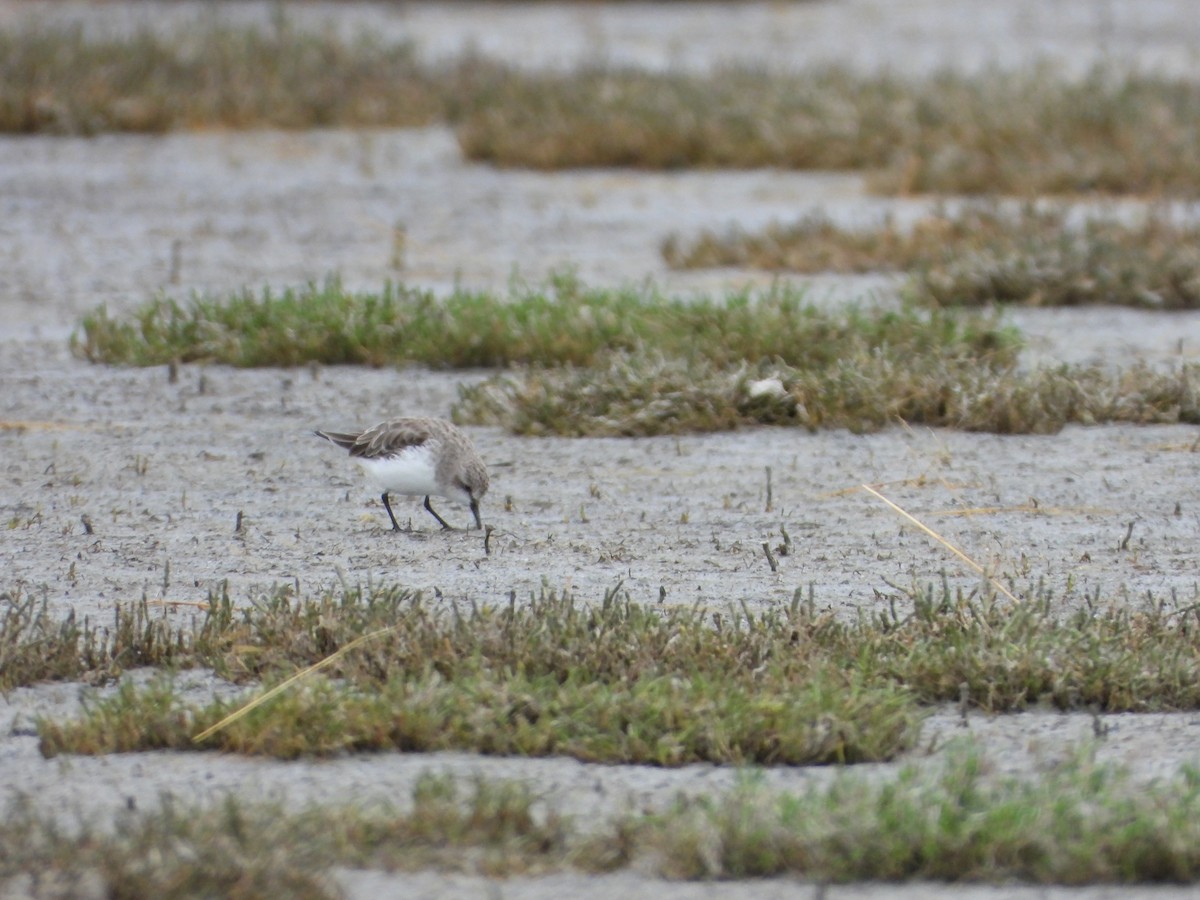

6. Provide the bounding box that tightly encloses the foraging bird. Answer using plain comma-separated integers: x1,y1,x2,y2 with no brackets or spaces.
314,417,489,531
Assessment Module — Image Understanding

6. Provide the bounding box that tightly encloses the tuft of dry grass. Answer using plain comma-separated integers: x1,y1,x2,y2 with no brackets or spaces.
458,64,1200,195
915,207,1200,309
455,352,1199,437
0,22,480,134
7,21,1200,195
663,209,938,273
456,65,907,171
665,205,1200,310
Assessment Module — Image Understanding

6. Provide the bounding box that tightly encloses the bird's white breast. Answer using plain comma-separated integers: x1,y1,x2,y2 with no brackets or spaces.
355,446,442,497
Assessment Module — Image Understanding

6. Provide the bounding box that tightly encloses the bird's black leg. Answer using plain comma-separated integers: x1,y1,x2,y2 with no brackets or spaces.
381,493,403,532
423,495,454,531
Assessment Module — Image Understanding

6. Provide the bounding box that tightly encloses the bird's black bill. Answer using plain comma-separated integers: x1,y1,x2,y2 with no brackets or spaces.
470,498,482,530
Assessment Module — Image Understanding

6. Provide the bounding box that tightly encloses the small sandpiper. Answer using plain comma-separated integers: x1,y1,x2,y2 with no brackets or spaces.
315,417,489,531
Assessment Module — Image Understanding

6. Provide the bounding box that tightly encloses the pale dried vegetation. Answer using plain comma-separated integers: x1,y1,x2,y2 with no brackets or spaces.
6,23,1200,194
665,205,1200,310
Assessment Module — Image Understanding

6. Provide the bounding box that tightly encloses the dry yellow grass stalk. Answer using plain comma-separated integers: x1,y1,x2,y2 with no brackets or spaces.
860,483,1023,605
192,625,395,743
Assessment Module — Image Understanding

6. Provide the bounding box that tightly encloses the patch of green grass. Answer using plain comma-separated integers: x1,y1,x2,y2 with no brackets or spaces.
71,275,1018,370
455,350,1199,436
37,586,921,765
22,579,1200,763
6,748,1200,887
0,775,567,897
833,579,1200,712
39,666,913,765
665,205,1200,310
630,744,1200,882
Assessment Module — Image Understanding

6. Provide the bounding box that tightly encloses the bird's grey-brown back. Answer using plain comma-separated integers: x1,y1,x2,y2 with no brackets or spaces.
314,417,489,531
350,418,487,491
339,417,451,459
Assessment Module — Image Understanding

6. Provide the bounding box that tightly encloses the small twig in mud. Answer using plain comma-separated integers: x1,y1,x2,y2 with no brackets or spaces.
80,515,94,535
1120,521,1135,551
779,522,792,556
146,599,209,610
762,542,778,573
484,524,495,555
958,682,970,727
390,222,407,271
234,510,245,534
932,503,1106,518
765,466,773,513
168,238,183,284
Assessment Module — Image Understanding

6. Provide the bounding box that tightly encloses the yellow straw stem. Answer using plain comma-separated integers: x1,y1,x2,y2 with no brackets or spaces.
192,625,395,744
860,483,1022,606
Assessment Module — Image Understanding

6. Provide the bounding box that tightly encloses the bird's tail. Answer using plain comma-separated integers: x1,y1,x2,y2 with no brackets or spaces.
313,429,361,450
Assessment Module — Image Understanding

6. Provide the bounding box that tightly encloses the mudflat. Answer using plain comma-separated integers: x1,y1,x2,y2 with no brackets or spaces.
2,3,1199,897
